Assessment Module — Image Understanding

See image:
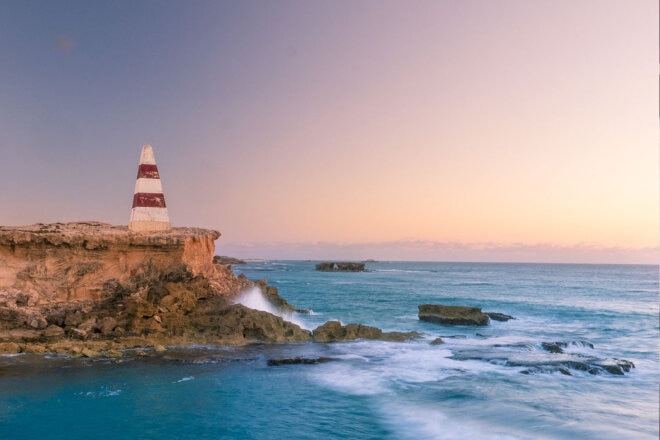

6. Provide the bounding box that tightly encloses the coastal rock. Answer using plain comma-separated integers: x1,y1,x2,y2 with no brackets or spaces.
197,303,313,344
0,342,21,354
541,341,594,354
315,262,366,272
312,321,420,343
418,304,490,326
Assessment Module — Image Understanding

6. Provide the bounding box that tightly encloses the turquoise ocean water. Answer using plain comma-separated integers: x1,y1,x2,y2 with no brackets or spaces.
1,261,658,439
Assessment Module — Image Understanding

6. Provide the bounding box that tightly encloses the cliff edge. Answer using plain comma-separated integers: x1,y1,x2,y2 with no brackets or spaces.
0,222,221,303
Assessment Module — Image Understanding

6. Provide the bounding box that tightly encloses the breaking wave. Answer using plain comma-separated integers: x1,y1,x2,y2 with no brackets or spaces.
233,287,310,330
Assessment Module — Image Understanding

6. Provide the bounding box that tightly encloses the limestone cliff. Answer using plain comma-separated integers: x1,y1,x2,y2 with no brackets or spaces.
0,222,220,304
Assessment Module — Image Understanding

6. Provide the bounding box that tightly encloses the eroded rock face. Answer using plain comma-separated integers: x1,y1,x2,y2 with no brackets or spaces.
0,222,220,303
418,304,490,326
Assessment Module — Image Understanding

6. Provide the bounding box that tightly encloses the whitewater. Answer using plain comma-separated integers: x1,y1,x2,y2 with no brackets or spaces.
0,261,657,439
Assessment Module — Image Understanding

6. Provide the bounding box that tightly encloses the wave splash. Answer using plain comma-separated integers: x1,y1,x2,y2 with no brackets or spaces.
233,287,310,330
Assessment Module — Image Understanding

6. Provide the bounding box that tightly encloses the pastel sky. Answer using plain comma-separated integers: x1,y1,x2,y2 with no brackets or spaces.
1,1,657,263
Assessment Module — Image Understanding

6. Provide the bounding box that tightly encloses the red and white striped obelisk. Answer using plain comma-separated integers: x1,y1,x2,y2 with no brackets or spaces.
128,144,171,232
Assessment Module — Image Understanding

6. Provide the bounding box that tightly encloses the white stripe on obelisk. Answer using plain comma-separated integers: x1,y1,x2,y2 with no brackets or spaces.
133,177,163,194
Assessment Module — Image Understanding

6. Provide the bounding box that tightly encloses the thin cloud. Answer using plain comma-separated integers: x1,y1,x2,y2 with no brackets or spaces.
218,239,658,265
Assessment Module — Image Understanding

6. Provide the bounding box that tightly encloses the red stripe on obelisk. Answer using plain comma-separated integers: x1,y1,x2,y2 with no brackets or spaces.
137,164,160,179
132,193,167,208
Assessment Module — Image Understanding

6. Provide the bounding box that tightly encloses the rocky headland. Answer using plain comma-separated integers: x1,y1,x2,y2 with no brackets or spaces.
0,222,412,358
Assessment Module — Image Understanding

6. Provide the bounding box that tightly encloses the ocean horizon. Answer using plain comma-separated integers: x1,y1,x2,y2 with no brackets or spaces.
1,260,658,439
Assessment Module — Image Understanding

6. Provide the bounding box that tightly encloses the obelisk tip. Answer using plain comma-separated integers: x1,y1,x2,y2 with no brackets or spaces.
139,144,156,165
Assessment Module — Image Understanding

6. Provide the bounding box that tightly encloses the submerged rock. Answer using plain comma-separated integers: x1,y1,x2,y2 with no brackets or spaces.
418,304,490,326
267,356,331,366
541,341,595,354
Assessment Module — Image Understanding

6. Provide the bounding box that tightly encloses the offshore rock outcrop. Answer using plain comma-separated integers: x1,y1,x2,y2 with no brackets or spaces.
315,262,366,272
418,304,491,326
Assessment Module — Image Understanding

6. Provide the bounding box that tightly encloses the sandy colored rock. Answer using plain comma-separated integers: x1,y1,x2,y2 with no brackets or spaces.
96,317,117,335
21,343,46,354
0,222,220,303
313,321,420,343
43,324,65,339
81,347,99,358
0,342,21,354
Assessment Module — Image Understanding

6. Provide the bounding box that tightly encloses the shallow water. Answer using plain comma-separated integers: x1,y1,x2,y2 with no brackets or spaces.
1,262,658,439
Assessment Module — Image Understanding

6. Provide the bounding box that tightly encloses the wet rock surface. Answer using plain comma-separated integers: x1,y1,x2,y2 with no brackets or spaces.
312,321,420,343
418,304,490,326
253,279,311,314
450,340,635,376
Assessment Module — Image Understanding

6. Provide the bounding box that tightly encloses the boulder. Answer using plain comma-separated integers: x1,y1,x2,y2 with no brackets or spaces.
0,342,21,354
96,317,117,336
418,304,490,326
42,324,65,340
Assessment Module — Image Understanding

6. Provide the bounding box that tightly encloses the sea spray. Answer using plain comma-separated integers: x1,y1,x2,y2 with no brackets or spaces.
233,286,310,329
